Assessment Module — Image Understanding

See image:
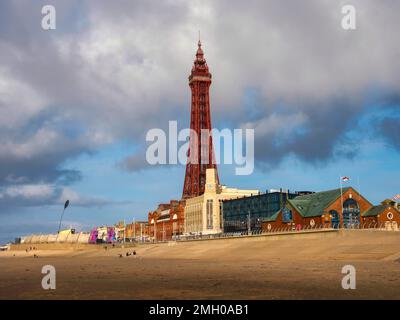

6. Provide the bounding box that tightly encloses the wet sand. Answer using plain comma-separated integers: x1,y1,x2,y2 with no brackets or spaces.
1,229,399,299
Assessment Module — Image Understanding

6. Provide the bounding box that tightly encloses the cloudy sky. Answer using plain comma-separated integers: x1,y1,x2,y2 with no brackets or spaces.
0,0,399,243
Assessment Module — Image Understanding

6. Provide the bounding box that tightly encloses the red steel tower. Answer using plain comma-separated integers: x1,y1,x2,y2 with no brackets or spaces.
182,39,219,199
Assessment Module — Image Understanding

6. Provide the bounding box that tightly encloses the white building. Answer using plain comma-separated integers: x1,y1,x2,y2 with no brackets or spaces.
184,168,259,235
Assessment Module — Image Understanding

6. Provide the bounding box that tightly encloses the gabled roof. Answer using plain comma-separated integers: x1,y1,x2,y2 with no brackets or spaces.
362,204,394,217
288,187,351,218
263,210,280,222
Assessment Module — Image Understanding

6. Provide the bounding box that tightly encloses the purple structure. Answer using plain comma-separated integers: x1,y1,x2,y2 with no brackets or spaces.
89,228,98,244
106,227,115,243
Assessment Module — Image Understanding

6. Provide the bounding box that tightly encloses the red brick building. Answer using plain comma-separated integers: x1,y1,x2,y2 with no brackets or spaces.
262,187,375,231
148,200,185,241
362,199,400,229
125,221,149,242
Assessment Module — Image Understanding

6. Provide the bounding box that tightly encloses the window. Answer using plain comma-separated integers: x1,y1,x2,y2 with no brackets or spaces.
207,199,213,229
282,207,293,223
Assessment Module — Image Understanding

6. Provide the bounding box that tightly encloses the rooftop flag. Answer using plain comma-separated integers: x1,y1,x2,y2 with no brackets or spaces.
341,176,350,182
393,194,400,202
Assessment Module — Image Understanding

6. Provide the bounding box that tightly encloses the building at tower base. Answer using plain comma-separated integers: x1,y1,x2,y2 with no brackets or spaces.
184,168,259,235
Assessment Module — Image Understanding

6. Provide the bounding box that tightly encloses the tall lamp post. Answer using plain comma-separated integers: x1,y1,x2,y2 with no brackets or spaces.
58,200,70,234
133,218,136,243
247,210,251,235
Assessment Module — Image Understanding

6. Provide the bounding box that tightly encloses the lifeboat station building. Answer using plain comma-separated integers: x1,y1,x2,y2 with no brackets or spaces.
259,187,400,231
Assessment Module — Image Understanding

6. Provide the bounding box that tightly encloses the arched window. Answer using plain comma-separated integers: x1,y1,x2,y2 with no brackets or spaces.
343,199,360,228
330,210,340,229
343,198,359,212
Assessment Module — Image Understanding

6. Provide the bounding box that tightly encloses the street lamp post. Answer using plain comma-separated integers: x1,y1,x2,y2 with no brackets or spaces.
57,200,70,234
133,218,136,243
154,220,156,242
247,210,251,235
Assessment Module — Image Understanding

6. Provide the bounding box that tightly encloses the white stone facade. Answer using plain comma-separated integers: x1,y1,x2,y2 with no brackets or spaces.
184,169,259,235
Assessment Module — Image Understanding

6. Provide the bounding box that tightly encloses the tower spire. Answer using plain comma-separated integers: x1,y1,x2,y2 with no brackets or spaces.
198,30,201,46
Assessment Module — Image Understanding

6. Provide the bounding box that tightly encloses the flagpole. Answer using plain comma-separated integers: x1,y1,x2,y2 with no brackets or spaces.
340,176,344,225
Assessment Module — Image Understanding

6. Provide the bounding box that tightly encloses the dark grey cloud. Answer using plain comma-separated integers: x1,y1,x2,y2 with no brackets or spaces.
0,0,399,204
379,118,400,151
119,150,149,172
248,97,366,169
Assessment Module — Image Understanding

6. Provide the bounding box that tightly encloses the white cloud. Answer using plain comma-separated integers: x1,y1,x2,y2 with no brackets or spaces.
243,113,308,137
0,67,48,129
2,183,54,199
0,183,116,208
58,187,113,207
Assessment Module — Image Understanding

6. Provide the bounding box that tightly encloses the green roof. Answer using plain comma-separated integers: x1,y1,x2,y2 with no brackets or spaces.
288,187,351,218
362,204,387,217
263,210,280,222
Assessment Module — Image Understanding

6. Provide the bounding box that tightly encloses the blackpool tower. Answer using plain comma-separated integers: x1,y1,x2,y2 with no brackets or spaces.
182,39,219,199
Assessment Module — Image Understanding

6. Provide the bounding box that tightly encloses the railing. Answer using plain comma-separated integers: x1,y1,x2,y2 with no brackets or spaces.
176,221,399,242
178,224,331,241
19,222,398,245
342,208,361,214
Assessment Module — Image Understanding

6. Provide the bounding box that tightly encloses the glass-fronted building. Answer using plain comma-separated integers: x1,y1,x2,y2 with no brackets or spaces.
222,190,313,233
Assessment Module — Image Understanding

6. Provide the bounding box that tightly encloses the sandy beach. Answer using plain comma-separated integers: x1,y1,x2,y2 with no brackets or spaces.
1,229,400,300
